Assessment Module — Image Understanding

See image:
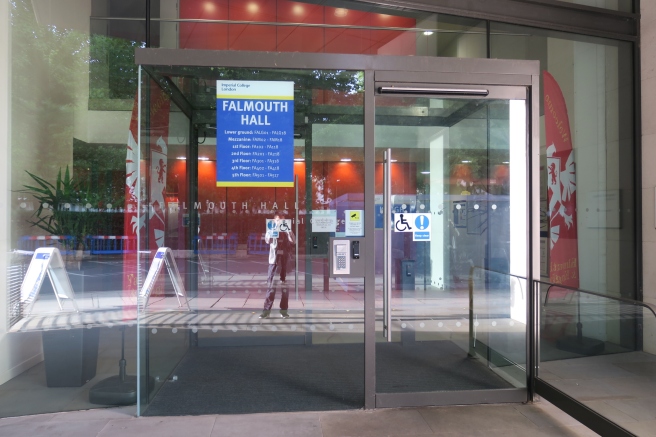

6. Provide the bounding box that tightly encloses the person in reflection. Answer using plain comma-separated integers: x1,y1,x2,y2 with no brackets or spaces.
260,212,295,319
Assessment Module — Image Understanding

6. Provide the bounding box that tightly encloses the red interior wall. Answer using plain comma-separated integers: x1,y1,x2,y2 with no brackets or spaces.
174,1,417,244
166,159,416,244
179,0,416,55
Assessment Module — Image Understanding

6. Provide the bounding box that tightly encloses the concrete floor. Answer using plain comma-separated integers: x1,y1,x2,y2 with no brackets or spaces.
0,401,600,437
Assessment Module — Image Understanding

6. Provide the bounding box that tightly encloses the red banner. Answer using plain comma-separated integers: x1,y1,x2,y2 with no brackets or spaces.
123,85,171,297
543,71,579,289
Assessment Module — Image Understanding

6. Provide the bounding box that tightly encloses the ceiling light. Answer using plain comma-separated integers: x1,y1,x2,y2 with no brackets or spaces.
340,158,352,162
423,31,434,36
199,157,209,161
421,171,430,175
294,158,305,162
461,160,471,163
203,2,216,13
177,156,186,160
247,2,259,13
502,161,509,164
391,159,398,162
334,8,347,17
292,4,303,15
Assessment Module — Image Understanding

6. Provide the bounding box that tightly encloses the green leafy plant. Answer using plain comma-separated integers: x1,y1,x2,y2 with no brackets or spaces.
21,166,123,250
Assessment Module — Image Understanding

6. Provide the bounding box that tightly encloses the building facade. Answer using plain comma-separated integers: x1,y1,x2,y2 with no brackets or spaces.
0,0,651,434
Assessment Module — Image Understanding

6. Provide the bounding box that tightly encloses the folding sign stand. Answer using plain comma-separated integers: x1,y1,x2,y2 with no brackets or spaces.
20,247,79,315
139,247,191,312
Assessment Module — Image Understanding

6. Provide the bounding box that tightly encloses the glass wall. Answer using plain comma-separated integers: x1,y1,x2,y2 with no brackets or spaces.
155,0,486,58
2,0,145,417
136,65,366,415
546,0,633,12
491,23,635,299
1,0,638,419
490,24,641,395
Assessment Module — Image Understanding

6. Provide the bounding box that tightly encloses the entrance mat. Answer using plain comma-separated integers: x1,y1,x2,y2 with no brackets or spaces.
376,341,512,393
142,341,512,416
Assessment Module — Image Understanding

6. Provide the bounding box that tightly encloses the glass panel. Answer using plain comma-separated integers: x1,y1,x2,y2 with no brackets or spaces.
544,0,632,12
374,95,528,393
538,281,656,436
137,65,366,415
137,72,191,412
4,0,144,418
89,0,147,110
490,22,636,298
156,0,486,57
471,269,528,386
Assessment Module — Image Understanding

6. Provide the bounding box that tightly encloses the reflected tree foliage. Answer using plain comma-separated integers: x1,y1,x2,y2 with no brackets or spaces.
10,0,139,242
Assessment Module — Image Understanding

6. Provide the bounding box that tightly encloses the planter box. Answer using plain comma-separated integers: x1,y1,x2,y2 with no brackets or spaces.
42,328,100,387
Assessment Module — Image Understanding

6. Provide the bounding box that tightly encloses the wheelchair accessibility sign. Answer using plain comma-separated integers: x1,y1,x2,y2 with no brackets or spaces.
393,213,431,241
266,218,293,238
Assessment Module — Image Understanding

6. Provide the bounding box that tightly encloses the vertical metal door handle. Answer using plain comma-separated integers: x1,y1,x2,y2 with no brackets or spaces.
383,149,392,341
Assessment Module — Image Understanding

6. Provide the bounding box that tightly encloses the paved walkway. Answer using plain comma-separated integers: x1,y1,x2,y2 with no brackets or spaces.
0,401,599,437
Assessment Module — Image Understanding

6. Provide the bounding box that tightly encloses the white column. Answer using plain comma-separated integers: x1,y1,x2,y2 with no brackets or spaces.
429,129,447,289
0,1,44,385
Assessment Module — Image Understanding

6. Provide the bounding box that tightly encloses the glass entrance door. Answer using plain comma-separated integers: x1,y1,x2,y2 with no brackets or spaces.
136,50,538,413
374,85,530,406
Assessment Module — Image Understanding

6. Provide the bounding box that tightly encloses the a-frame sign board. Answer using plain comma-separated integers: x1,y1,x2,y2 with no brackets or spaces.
20,247,79,315
139,247,191,312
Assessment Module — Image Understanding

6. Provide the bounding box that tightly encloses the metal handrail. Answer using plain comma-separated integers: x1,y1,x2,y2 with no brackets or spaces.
469,266,527,301
468,266,656,318
470,267,650,437
540,279,656,318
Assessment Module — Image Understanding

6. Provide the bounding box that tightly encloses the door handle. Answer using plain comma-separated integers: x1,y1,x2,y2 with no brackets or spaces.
383,149,392,341
377,86,489,96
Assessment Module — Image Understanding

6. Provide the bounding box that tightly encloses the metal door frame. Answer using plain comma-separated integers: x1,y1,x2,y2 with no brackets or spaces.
373,76,531,408
135,48,541,410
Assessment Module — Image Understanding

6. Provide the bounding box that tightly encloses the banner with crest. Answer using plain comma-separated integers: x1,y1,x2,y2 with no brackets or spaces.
543,71,579,289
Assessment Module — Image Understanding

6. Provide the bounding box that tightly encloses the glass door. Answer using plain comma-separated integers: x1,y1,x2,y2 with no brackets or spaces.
135,49,540,412
137,65,368,415
374,84,530,406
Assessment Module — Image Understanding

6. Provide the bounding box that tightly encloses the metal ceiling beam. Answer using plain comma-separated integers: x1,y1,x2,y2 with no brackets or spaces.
355,0,637,41
142,66,194,119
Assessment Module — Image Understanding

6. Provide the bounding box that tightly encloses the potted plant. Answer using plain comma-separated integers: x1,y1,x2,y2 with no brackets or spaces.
21,165,123,267
20,166,124,387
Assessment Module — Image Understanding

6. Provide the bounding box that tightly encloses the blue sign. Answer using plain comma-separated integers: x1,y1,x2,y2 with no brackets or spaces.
414,231,430,241
414,214,430,230
35,253,50,259
216,81,294,187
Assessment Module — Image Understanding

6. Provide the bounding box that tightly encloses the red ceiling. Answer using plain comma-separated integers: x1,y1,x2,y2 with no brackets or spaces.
179,0,416,55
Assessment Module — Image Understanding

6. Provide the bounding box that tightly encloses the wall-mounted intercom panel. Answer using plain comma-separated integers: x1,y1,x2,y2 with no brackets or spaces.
329,237,365,278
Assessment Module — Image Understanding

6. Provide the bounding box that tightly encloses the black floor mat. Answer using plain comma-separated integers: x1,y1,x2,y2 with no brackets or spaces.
143,341,512,416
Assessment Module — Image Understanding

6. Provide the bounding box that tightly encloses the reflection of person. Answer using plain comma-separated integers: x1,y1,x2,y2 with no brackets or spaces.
260,212,295,319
